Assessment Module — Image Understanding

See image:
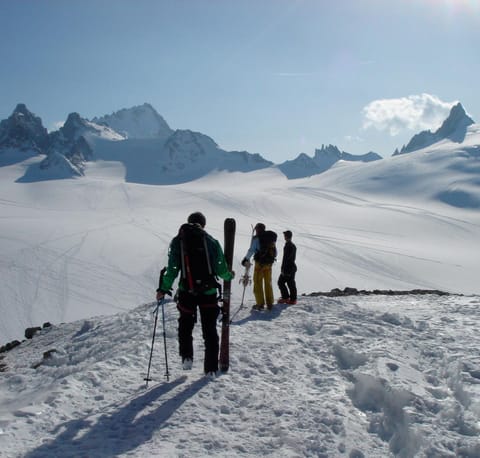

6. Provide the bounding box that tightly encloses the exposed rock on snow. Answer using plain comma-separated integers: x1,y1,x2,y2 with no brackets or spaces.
396,103,475,155
278,144,382,179
306,287,451,297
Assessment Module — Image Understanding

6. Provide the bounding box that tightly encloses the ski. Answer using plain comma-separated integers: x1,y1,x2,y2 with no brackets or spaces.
219,217,235,372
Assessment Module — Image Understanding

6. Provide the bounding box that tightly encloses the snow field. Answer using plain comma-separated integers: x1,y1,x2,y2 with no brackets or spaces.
1,294,479,457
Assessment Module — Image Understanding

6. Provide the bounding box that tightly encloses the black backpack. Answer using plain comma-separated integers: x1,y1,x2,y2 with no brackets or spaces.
178,223,219,294
254,230,277,265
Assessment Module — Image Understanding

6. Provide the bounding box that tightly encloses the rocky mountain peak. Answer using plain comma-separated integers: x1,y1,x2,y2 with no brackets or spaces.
397,102,475,156
436,103,474,139
92,103,173,140
0,104,49,152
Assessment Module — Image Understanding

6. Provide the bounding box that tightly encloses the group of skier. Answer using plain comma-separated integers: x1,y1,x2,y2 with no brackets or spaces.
241,222,297,310
155,212,297,376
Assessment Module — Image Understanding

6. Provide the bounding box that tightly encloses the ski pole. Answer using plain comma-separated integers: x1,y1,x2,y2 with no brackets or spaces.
160,296,170,381
145,267,170,388
144,299,161,388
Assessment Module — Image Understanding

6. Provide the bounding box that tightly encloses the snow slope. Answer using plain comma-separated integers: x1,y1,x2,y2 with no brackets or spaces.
1,135,480,343
0,293,479,457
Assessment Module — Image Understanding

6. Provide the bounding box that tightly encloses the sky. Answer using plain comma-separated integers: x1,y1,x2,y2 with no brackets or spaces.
1,0,479,162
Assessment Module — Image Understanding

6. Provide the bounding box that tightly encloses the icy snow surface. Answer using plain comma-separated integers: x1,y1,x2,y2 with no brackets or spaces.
1,294,479,457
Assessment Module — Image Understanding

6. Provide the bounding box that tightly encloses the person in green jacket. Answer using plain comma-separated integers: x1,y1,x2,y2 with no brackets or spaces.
156,212,234,376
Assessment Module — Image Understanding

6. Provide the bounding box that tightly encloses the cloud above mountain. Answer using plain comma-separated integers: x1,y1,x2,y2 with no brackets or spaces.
362,94,457,136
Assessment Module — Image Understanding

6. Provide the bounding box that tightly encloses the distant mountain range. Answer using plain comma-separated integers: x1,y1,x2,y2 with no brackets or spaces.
0,101,476,184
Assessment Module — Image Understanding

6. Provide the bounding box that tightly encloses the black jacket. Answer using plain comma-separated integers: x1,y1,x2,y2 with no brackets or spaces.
281,241,297,276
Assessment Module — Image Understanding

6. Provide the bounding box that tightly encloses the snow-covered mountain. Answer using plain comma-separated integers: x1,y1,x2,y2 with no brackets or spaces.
0,103,49,155
42,112,125,177
395,103,475,155
278,144,382,179
92,102,173,140
314,121,480,209
157,129,273,183
2,101,479,184
0,104,274,184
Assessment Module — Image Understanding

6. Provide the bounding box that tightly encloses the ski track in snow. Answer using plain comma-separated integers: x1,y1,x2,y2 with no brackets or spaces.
1,295,479,457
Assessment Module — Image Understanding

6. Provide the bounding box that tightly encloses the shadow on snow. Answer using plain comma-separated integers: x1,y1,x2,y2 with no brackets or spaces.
24,375,209,458
231,302,290,326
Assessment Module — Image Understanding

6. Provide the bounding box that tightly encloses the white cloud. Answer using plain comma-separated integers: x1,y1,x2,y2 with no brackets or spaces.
362,94,457,136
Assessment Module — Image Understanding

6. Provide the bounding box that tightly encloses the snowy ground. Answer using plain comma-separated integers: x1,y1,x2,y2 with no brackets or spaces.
1,157,480,343
1,133,480,456
1,293,479,457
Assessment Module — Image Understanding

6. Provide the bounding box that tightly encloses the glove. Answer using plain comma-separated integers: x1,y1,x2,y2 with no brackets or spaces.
241,258,251,267
230,270,235,280
156,290,165,301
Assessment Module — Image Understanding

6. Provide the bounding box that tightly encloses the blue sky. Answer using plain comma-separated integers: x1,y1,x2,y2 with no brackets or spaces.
1,0,479,162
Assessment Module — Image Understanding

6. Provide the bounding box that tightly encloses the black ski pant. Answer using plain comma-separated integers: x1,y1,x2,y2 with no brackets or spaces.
278,273,297,301
177,290,219,373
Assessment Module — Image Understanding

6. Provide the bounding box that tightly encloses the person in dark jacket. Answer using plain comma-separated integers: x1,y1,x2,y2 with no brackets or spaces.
156,212,233,376
277,230,297,305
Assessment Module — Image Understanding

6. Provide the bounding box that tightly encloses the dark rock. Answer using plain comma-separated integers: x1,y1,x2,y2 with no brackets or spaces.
25,326,42,339
306,288,452,297
0,104,49,152
43,349,57,359
1,340,21,353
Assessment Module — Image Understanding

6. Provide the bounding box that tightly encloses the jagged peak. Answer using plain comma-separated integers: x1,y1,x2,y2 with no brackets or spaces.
64,112,83,124
10,104,43,125
165,129,218,152
436,102,474,137
60,113,88,137
316,144,342,154
313,145,342,162
100,103,158,118
396,102,475,155
92,103,172,139
448,102,472,121
0,103,48,151
13,103,30,115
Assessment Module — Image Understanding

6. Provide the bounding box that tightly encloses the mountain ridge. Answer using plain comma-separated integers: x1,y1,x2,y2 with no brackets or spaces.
0,102,477,183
